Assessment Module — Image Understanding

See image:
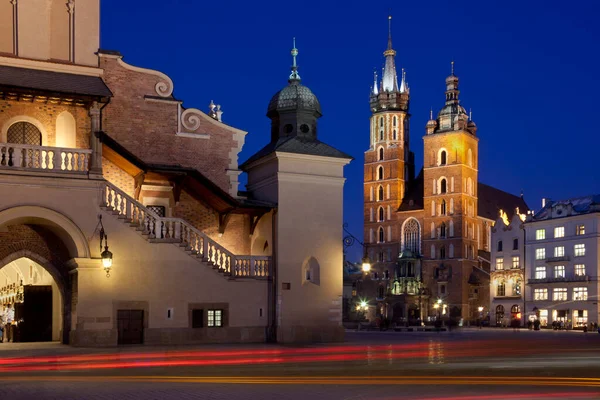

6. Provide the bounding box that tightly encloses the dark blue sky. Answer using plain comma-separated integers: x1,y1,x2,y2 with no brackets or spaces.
101,0,599,260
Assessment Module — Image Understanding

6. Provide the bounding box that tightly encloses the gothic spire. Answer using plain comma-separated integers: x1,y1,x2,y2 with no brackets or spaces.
372,69,379,95
382,15,398,92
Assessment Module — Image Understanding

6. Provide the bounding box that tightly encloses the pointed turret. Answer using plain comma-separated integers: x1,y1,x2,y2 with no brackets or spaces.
382,16,398,92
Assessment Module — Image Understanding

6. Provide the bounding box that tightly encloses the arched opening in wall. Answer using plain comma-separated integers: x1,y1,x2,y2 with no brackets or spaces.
441,200,447,215
378,207,385,222
440,178,447,194
0,257,64,343
378,186,384,201
302,257,320,285
378,227,385,243
56,111,76,148
251,236,269,256
495,305,505,326
7,122,42,145
378,166,384,180
440,150,447,166
0,206,90,345
378,148,384,161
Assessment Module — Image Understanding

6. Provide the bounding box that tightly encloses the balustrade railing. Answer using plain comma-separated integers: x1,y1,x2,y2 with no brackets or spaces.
101,181,270,278
0,143,91,173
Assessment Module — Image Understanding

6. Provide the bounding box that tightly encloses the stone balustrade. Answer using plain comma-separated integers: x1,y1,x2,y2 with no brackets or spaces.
0,143,92,173
101,182,270,279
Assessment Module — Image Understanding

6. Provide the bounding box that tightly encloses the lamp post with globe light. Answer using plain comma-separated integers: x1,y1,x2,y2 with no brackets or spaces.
343,223,372,322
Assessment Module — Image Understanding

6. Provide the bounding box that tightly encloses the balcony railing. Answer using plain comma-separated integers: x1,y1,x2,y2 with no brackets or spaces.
527,275,590,284
0,143,91,173
545,256,570,263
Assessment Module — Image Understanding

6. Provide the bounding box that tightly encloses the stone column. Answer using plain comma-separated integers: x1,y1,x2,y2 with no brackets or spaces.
89,102,103,179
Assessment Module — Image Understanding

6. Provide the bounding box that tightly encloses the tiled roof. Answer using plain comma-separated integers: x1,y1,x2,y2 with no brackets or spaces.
398,169,424,212
240,136,352,169
478,182,529,220
0,65,112,98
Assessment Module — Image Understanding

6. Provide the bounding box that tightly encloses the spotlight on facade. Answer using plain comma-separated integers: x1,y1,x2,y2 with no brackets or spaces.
361,256,371,273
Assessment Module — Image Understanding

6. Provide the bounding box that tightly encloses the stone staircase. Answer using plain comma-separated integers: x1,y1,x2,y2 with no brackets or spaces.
100,181,270,280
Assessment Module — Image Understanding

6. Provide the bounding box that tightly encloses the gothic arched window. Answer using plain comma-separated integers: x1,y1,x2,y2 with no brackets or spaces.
440,179,447,194
393,129,397,140
402,218,420,254
7,122,42,145
379,148,384,161
441,200,447,215
379,227,385,243
440,223,447,238
378,207,384,222
378,186,384,201
393,116,397,127
378,166,384,180
440,150,447,166
440,246,446,259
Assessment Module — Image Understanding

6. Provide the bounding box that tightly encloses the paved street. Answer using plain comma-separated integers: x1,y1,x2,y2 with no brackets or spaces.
1,329,600,399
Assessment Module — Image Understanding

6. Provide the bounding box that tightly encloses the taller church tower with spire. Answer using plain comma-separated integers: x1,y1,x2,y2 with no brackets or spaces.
364,16,414,277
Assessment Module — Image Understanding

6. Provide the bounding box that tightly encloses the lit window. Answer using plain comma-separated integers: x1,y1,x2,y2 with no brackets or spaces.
207,309,223,327
554,246,564,258
535,266,546,279
574,244,585,257
554,265,565,278
535,248,546,260
536,229,545,240
554,227,564,238
496,281,506,297
534,288,548,300
574,310,588,327
573,287,588,301
495,257,504,271
575,264,585,276
576,225,585,236
512,256,520,269
553,288,567,301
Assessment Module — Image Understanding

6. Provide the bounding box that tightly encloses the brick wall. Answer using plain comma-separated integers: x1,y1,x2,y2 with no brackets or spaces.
0,224,71,266
100,55,241,194
173,191,250,254
102,157,135,198
0,100,90,148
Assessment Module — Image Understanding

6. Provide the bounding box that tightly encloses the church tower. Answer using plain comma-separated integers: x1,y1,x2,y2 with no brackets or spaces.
422,63,479,320
364,16,414,275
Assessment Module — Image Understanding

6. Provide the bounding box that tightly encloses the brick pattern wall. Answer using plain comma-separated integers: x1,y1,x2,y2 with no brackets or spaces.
0,224,71,266
100,56,240,193
173,191,250,254
101,157,135,198
0,100,90,148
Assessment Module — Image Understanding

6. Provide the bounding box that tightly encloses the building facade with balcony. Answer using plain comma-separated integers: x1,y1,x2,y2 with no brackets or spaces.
0,1,350,346
524,196,600,329
490,210,526,327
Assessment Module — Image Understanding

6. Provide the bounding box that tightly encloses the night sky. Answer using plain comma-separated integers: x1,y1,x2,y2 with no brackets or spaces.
101,0,599,261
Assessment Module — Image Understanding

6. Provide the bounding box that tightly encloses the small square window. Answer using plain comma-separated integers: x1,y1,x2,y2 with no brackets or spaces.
554,265,565,278
511,256,520,269
574,244,586,257
576,225,585,236
535,248,546,260
554,246,564,258
535,266,546,279
575,264,585,276
207,309,223,327
536,229,545,240
554,227,564,238
495,257,504,271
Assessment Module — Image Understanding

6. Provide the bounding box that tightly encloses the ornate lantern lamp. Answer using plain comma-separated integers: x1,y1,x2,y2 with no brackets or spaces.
97,215,113,277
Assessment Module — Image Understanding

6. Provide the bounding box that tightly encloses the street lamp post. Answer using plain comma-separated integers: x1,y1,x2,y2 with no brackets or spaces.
478,306,484,329
343,223,372,323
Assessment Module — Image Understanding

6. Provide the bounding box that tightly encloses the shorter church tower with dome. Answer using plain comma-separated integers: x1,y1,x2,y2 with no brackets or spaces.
241,41,352,343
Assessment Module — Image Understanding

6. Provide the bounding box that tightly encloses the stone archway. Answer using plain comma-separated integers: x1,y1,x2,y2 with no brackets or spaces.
0,206,90,344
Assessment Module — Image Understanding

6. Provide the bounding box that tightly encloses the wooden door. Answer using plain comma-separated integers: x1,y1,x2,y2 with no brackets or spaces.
117,309,144,345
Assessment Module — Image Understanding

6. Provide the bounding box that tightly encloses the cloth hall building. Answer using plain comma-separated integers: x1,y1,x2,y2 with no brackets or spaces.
362,18,528,324
0,1,350,346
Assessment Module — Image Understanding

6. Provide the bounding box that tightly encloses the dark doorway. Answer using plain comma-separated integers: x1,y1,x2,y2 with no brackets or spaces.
14,285,53,342
117,310,144,345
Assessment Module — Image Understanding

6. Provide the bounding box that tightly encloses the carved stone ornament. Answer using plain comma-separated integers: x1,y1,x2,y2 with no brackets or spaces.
181,108,203,131
116,58,174,98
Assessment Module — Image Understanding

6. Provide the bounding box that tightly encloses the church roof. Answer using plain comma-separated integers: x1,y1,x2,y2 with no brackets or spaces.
0,65,112,99
240,134,352,169
397,168,529,219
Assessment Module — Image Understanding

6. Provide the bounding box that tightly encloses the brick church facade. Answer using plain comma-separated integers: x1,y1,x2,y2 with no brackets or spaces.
363,17,528,324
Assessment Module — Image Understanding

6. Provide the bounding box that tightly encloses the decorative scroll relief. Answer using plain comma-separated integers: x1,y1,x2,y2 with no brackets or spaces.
116,58,173,98
181,108,204,131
